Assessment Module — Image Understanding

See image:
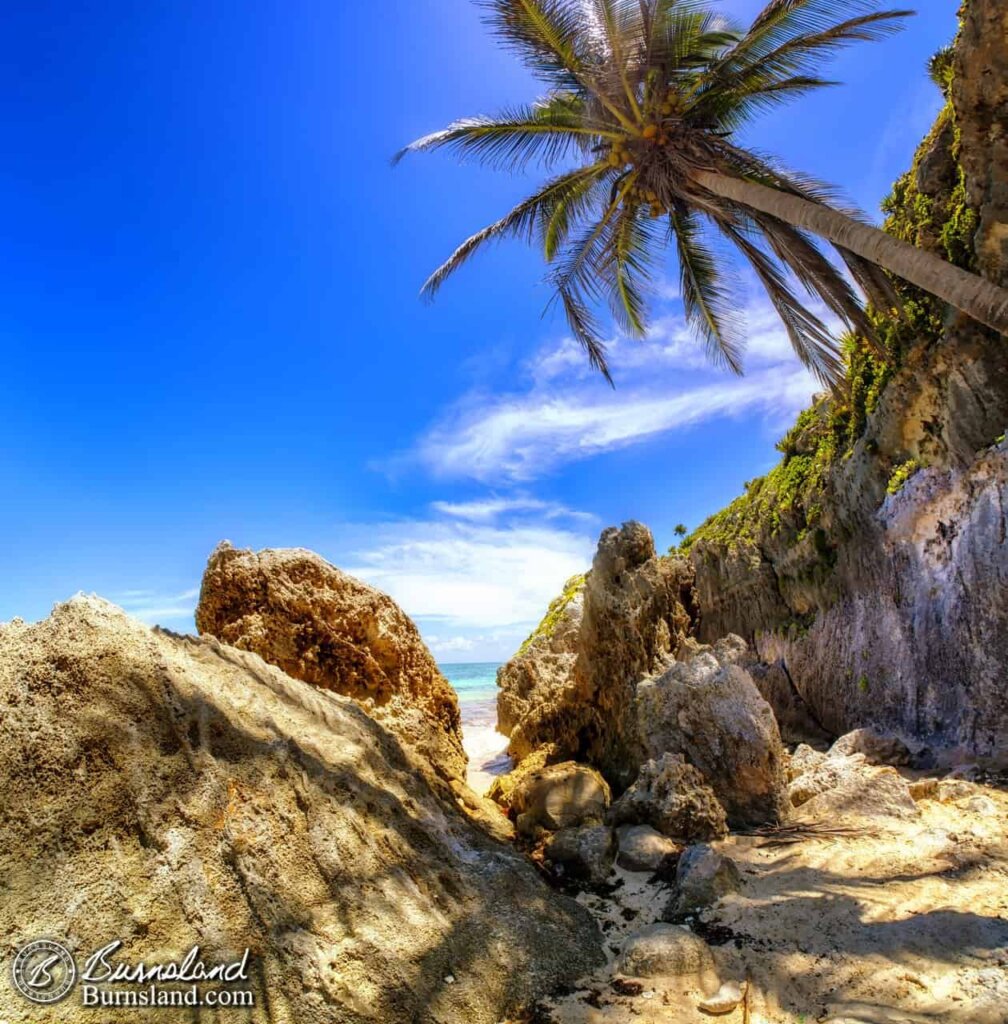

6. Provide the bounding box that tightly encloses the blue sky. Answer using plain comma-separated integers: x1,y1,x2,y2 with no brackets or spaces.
1,2,952,661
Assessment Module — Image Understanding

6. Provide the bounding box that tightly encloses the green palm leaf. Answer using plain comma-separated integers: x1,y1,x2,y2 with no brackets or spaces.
396,1,1008,384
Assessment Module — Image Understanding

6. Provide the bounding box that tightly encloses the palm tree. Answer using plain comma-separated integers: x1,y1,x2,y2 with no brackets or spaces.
395,0,1008,385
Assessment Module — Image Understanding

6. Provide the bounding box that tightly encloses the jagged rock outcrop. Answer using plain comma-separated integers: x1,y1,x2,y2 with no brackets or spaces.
747,658,831,746
687,3,1008,762
954,0,1008,284
495,531,788,830
196,542,466,782
497,522,698,787
0,597,603,1023
572,523,698,785
496,574,584,739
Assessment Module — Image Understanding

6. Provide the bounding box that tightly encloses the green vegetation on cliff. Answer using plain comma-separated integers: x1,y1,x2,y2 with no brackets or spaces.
518,573,587,654
680,87,977,558
887,458,922,495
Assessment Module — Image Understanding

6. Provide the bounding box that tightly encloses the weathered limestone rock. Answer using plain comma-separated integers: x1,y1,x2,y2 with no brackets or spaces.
608,754,728,842
909,777,940,801
666,845,742,917
0,597,604,1023
544,825,617,885
698,981,746,1016
196,542,466,781
496,522,698,786
954,0,1008,285
830,728,913,767
938,778,980,803
789,754,870,807
616,825,681,873
618,924,714,979
749,658,832,746
487,744,556,811
636,646,789,827
510,761,610,836
788,743,828,781
794,760,920,823
574,524,698,786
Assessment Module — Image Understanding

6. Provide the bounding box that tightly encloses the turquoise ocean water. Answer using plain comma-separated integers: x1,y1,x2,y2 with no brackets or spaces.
440,662,510,790
440,662,501,728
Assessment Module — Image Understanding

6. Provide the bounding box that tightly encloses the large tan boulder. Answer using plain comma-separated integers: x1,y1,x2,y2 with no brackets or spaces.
509,761,611,836
196,542,465,781
0,597,604,1023
829,728,912,766
636,643,789,827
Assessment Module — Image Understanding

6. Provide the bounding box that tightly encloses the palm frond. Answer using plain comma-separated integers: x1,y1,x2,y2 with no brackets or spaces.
692,9,912,128
669,207,745,374
547,179,641,379
541,168,614,260
392,100,616,170
479,0,590,84
557,283,613,381
589,0,644,119
717,217,845,387
837,249,902,331
602,203,660,335
752,213,875,338
420,163,611,300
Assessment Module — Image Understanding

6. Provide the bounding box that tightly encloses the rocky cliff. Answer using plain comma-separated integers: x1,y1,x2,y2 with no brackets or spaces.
196,542,466,782
684,1,1008,762
0,597,603,1023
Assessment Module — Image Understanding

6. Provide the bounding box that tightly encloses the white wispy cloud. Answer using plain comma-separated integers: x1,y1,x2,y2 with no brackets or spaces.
341,518,594,636
430,495,595,523
408,294,823,483
114,587,199,625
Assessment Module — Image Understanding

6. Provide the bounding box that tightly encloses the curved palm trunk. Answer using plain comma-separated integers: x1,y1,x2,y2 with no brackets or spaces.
691,169,1008,336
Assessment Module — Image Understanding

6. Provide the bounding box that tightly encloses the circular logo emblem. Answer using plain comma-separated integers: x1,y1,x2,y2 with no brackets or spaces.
11,940,77,1004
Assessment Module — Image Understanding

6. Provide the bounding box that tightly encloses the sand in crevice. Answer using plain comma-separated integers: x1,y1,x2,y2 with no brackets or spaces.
464,721,512,795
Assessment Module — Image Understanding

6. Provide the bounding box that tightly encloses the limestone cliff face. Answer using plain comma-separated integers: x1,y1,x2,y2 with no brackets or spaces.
955,0,1008,285
0,598,603,1023
497,523,698,789
196,542,466,782
687,0,1008,761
